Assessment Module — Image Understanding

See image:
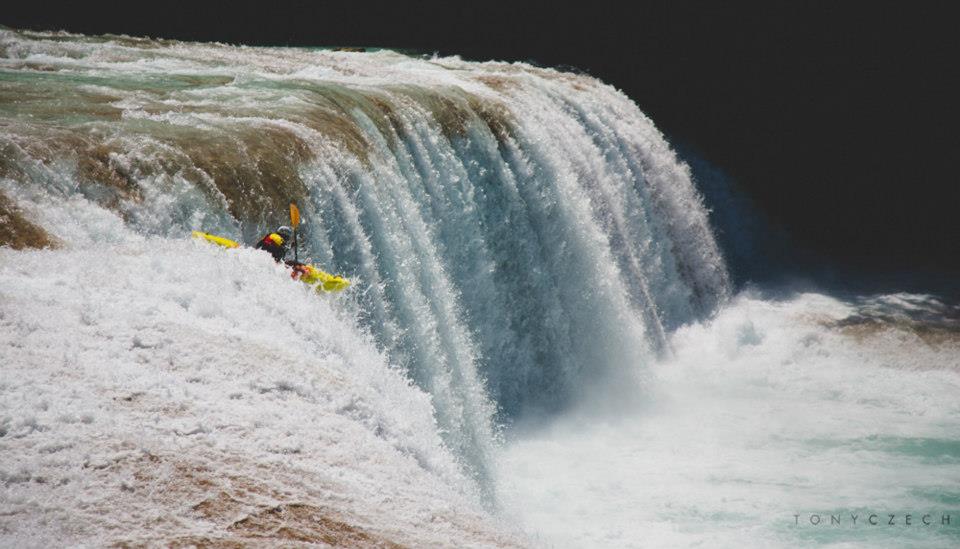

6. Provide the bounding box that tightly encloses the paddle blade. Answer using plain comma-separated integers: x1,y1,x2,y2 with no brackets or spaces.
289,202,300,228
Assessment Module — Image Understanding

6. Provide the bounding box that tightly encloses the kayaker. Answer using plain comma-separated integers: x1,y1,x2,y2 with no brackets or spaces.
255,225,294,262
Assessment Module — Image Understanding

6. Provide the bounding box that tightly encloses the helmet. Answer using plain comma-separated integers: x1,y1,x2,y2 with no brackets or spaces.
276,226,294,240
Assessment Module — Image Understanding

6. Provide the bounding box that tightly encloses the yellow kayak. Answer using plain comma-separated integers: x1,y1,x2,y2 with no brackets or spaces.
192,231,240,248
192,231,350,293
289,262,352,293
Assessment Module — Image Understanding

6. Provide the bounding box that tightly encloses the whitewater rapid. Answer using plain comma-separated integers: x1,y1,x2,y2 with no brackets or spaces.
2,26,958,548
0,242,521,546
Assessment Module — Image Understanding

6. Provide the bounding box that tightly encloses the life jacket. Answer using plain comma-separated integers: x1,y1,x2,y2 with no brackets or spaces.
256,232,288,262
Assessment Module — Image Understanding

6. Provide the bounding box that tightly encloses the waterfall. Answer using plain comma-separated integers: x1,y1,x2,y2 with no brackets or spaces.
0,27,729,486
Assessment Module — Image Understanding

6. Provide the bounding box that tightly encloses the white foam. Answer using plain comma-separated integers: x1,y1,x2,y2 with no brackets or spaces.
0,242,521,547
496,292,960,548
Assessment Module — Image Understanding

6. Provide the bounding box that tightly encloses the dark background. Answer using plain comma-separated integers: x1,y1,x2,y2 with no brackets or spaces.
4,1,958,290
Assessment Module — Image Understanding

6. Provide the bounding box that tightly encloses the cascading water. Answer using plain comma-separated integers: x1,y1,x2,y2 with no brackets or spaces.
0,27,727,484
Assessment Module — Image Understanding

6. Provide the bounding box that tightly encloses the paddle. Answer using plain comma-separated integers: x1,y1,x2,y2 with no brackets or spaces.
289,202,300,264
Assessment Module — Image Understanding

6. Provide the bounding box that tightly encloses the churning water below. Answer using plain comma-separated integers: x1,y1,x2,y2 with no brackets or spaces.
496,292,960,548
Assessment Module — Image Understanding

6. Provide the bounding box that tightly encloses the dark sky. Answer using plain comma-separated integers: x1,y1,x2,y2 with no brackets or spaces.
4,1,959,282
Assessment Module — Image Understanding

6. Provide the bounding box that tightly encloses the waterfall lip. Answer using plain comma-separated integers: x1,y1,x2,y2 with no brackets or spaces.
0,241,534,546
